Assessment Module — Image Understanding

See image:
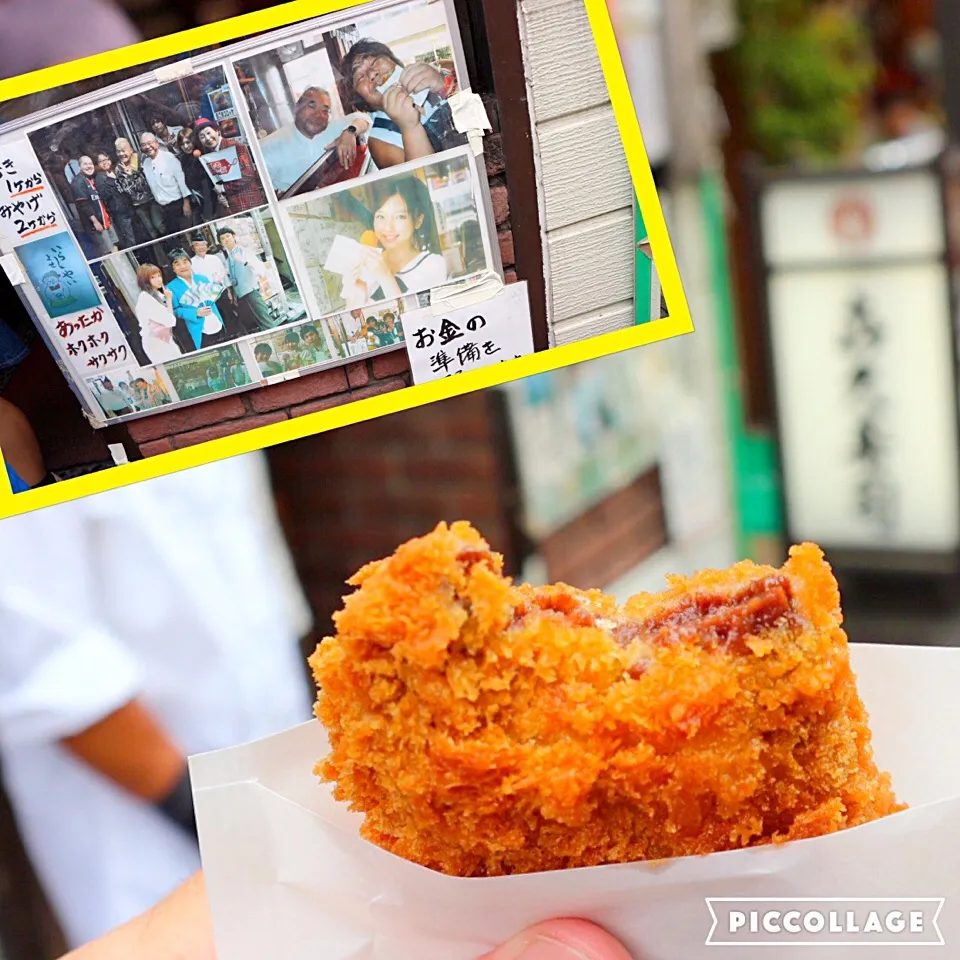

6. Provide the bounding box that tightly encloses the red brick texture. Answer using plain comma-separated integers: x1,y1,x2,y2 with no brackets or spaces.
134,132,515,458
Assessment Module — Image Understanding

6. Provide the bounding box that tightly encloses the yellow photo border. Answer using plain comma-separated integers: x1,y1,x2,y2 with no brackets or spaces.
0,0,694,518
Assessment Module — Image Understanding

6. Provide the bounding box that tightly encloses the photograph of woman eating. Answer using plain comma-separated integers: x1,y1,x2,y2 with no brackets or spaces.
339,38,467,170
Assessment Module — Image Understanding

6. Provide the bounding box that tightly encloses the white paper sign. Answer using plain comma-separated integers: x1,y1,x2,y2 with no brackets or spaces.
401,280,535,383
761,171,944,267
191,643,960,960
45,303,137,378
768,262,960,551
0,140,63,248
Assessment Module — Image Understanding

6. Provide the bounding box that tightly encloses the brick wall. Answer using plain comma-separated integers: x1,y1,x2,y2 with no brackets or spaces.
267,388,515,641
132,125,517,458
538,468,668,589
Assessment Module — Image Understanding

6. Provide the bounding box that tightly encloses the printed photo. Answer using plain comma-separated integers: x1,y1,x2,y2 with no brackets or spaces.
27,66,267,261
90,207,306,367
18,232,102,319
163,343,252,401
86,367,172,420
252,320,334,377
234,0,466,199
324,302,406,359
286,150,487,315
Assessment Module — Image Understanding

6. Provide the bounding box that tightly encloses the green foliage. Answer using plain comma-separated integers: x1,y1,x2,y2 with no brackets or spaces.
735,0,877,165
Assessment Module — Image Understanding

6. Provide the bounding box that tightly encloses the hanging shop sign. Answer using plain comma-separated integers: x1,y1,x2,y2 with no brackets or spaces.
0,0,514,426
756,163,960,571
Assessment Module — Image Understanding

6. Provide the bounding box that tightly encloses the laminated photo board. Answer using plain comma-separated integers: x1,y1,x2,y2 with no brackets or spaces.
0,0,695,519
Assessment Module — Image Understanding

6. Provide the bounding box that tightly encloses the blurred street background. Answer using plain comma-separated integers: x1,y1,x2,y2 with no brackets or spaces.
3,0,960,957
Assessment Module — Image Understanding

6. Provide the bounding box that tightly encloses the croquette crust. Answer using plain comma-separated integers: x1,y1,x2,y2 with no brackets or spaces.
310,522,903,876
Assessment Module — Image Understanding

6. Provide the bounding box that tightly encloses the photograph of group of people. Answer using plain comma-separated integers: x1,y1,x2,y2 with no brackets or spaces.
90,208,306,367
287,150,488,315
28,66,267,261
234,0,468,200
253,322,333,377
86,369,172,420
12,0,501,428
326,302,407,357
164,344,252,401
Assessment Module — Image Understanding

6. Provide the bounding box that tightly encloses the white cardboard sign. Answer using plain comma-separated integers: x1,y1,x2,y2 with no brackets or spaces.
401,279,535,384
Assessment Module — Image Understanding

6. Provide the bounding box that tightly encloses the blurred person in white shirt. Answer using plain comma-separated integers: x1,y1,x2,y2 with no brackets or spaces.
0,452,314,949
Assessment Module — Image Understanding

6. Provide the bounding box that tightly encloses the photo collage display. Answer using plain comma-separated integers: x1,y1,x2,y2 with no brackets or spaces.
11,0,495,424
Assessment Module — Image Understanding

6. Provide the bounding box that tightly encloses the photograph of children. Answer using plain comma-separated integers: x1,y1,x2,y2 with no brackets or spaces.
17,232,102,319
163,343,251,401
87,368,172,419
286,150,487,315
324,302,406,358
27,66,267,261
234,0,466,199
90,208,307,366
252,320,334,378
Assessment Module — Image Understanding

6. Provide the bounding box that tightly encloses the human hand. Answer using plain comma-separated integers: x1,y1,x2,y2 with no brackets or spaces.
400,61,445,97
483,920,634,960
152,323,173,343
327,130,358,170
383,84,421,131
182,199,192,218
198,306,211,317
343,262,370,308
92,218,104,232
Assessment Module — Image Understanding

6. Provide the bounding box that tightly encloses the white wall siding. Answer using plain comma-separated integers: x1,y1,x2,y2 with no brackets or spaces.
518,0,637,344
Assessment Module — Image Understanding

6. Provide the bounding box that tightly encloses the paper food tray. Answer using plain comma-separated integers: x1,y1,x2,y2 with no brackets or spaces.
190,643,960,959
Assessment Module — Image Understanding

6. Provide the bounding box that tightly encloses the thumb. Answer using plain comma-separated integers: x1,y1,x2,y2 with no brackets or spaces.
483,919,634,960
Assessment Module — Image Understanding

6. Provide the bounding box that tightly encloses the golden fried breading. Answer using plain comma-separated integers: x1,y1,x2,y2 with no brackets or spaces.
310,521,903,877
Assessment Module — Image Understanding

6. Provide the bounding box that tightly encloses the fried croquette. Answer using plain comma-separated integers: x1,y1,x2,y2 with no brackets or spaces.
309,521,903,876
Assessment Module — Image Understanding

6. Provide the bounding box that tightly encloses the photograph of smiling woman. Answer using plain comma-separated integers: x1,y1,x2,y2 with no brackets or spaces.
286,149,488,315
341,175,446,308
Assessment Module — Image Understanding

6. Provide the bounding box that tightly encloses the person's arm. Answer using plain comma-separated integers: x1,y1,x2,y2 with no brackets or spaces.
170,284,203,324
0,397,47,487
71,178,97,229
0,506,196,837
62,871,215,960
382,85,435,163
62,873,631,960
62,700,186,803
344,111,372,136
367,136,408,170
172,157,192,215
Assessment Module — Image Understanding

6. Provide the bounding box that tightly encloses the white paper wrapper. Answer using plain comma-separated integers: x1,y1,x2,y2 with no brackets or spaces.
191,643,960,959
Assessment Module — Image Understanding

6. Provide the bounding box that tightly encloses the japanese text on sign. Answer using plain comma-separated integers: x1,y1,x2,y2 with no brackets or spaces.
0,141,61,248
840,292,898,536
43,305,134,378
401,280,535,385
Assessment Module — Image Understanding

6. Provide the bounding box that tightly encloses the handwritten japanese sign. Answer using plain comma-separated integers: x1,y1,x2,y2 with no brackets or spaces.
44,302,134,376
0,140,62,248
18,232,101,318
839,292,898,536
762,169,960,555
400,280,535,385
